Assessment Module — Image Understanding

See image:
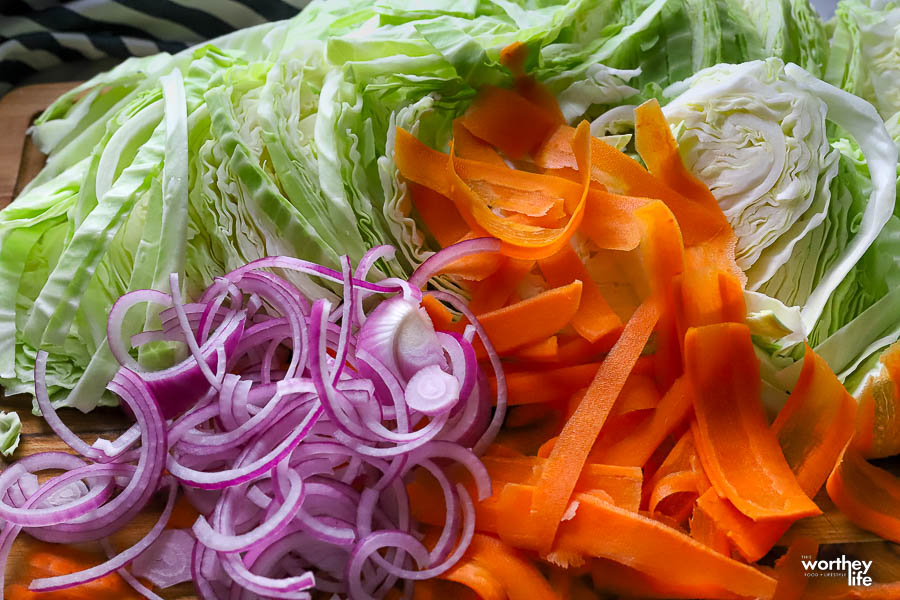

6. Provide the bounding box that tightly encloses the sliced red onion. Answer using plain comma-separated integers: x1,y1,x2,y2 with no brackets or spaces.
405,365,460,416
409,237,501,289
128,529,195,589
7,245,501,599
193,470,304,553
427,290,506,456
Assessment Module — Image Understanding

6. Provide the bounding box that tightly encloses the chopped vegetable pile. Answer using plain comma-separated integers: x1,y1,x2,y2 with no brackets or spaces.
394,59,900,599
4,0,900,598
1,243,508,599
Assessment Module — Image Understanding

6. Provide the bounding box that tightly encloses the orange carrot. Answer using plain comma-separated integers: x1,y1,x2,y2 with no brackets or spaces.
689,504,732,555
538,244,622,343
511,336,559,361
855,340,900,459
634,200,686,389
440,560,505,600
633,99,719,211
490,362,602,406
676,254,746,333
436,231,507,281
589,558,721,600
448,534,561,600
421,295,460,334
772,345,858,494
409,182,469,247
453,153,576,219
773,537,819,600
633,99,744,285
554,333,622,365
581,188,646,251
687,323,821,521
477,280,582,353
611,373,660,415
535,125,726,247
167,493,202,529
459,86,558,159
503,486,778,599
695,344,855,561
17,547,142,600
468,258,534,315
648,470,702,515
394,128,452,197
826,442,900,544
526,295,660,551
447,121,593,260
452,119,508,167
498,43,567,126
593,375,693,467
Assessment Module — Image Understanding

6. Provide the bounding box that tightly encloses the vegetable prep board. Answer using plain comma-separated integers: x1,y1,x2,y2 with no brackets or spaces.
0,82,895,598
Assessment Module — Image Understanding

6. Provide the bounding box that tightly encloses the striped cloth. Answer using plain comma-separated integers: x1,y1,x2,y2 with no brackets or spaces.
0,0,309,96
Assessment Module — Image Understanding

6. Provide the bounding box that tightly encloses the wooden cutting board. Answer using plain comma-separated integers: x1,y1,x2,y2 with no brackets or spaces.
0,83,195,599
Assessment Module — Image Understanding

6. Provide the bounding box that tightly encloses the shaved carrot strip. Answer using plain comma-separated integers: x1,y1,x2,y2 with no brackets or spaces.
612,373,660,415
773,537,818,600
447,121,592,260
827,442,900,544
468,258,534,315
498,42,567,126
590,558,724,600
421,295,460,334
634,99,719,211
477,280,582,353
491,362,601,406
452,119,508,167
459,86,558,159
502,487,777,599
686,323,821,521
634,200,685,389
689,504,731,555
526,296,660,551
440,560,505,600
856,341,900,459
18,547,141,600
634,99,745,284
648,470,701,515
461,168,566,219
436,231,507,281
695,344,855,561
409,182,469,247
581,188,646,251
677,252,747,335
394,128,453,197
535,126,725,247
482,456,642,512
454,535,561,600
539,244,622,343
499,41,529,76
554,333,622,365
772,345,858,493
511,336,558,361
593,375,693,467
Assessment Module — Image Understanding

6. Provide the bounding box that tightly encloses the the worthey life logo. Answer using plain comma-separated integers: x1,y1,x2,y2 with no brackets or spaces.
801,554,874,587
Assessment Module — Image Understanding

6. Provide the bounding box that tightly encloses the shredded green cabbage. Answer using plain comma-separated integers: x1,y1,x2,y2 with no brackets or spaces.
0,0,894,443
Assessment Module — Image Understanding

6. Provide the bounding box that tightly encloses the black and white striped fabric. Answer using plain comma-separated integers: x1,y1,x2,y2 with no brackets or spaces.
0,0,310,96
